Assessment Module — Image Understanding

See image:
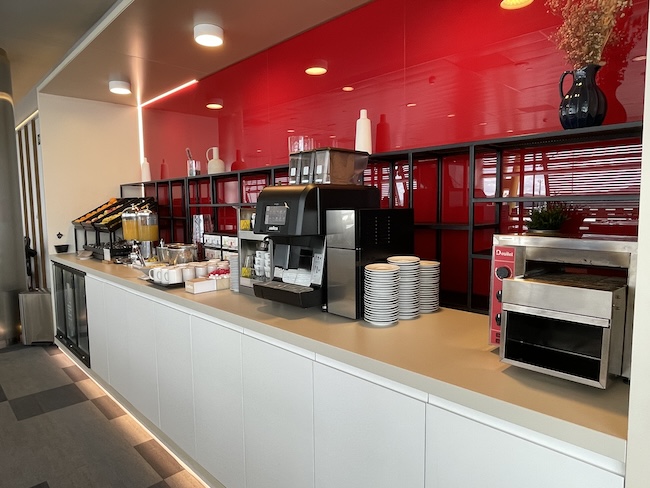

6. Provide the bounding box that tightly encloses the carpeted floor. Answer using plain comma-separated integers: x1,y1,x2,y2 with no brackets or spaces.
0,343,205,488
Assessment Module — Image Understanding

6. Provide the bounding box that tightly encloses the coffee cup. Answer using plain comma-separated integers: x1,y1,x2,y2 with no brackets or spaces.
162,267,183,285
194,264,208,278
149,266,164,284
182,266,196,282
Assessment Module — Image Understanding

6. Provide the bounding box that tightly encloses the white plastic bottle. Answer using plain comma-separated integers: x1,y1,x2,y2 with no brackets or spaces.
355,109,372,154
141,157,151,182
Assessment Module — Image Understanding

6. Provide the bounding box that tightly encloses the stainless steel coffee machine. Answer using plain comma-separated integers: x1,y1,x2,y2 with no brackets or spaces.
253,184,380,308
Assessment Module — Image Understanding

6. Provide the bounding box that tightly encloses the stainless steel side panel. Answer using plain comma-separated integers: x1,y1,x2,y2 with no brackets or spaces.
326,247,358,319
502,278,619,320
326,209,356,250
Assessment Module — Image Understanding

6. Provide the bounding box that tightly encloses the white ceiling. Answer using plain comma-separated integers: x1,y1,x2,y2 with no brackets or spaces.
0,0,370,111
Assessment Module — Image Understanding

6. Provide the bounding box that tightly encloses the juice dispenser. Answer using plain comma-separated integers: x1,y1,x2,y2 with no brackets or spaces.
121,205,139,241
136,207,159,259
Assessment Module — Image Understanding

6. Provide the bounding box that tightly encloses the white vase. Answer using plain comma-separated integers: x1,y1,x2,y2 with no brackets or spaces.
207,147,225,174
355,109,372,154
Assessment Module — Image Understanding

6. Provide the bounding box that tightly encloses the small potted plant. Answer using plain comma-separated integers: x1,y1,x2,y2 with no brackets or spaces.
527,202,571,234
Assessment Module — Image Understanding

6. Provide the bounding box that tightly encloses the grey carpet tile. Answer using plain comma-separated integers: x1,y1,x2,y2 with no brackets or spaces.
29,482,50,488
0,384,6,402
62,364,89,382
35,383,88,413
92,395,127,420
9,383,88,421
0,347,72,399
134,439,184,480
9,392,44,420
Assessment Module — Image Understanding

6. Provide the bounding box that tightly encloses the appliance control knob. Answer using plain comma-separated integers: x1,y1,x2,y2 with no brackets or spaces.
495,313,502,326
496,266,511,280
496,290,502,302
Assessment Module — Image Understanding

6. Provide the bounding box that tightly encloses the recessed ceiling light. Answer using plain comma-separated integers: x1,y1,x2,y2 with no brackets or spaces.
109,80,131,95
329,135,336,139
287,129,295,133
447,113,456,118
479,122,488,126
406,103,417,107
632,55,647,62
206,98,223,110
507,129,514,133
342,86,354,92
194,24,224,47
305,60,328,76
500,0,534,9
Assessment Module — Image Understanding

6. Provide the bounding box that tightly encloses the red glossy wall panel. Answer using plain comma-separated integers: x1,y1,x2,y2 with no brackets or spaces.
441,155,469,224
412,160,438,223
143,0,648,176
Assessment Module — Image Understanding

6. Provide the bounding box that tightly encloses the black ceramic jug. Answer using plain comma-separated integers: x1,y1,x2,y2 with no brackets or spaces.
558,64,607,129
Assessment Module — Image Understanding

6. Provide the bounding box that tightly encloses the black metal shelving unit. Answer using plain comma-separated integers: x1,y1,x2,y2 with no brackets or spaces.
121,122,642,314
367,122,643,313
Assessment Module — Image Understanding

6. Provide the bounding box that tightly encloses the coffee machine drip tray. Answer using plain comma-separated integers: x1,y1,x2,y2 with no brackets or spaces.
253,281,322,308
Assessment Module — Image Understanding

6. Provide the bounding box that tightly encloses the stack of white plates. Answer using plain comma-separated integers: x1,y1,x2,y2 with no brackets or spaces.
363,263,400,327
387,256,420,320
229,254,240,292
420,260,440,313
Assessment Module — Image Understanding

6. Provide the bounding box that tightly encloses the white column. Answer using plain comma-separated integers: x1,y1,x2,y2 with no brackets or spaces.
0,48,28,347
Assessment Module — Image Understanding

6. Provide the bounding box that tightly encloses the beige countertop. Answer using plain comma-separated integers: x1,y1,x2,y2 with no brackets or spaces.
51,254,629,463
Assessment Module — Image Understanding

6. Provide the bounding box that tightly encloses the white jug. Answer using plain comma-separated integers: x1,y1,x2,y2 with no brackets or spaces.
206,146,225,174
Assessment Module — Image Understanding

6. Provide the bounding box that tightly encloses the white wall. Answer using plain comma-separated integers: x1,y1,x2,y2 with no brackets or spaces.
624,13,650,486
38,93,139,256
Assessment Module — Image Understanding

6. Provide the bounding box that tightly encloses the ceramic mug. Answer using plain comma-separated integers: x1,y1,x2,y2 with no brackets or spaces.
194,264,208,278
182,266,196,282
148,266,164,284
162,267,183,285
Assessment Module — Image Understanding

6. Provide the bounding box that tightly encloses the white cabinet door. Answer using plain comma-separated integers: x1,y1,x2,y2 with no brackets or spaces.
103,283,131,397
191,316,245,488
85,276,109,382
313,362,426,488
242,335,314,488
426,404,624,488
155,302,195,457
126,292,159,426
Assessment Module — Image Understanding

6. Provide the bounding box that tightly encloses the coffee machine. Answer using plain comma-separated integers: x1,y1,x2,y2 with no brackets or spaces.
253,184,380,308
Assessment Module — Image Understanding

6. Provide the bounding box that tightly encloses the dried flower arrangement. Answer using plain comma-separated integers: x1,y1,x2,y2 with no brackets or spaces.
546,0,634,68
